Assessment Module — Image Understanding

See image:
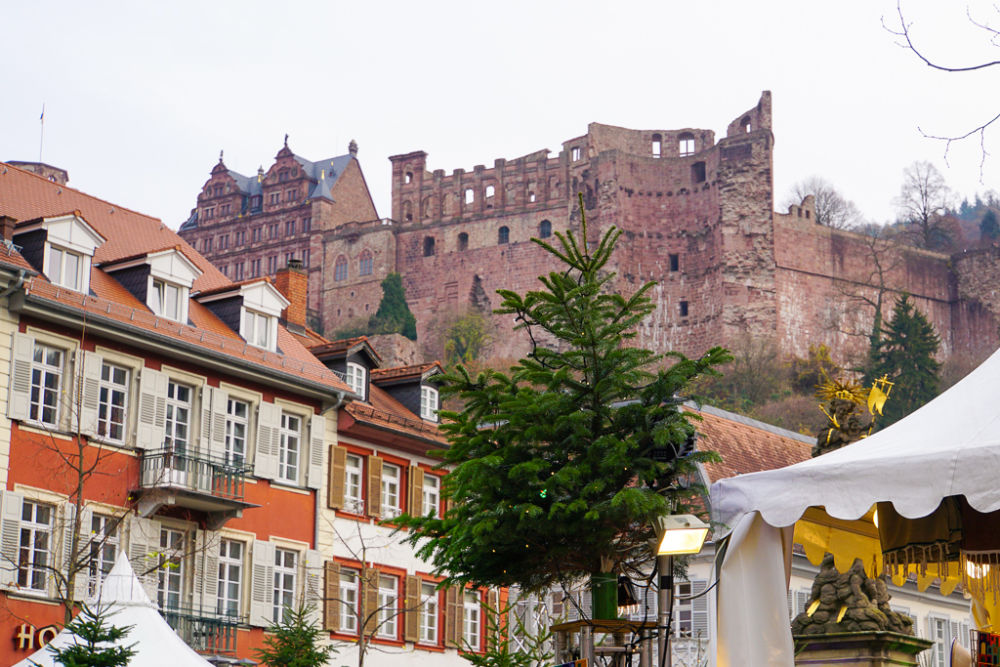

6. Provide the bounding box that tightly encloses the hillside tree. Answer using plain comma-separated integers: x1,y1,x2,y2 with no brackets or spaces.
397,196,729,607
895,161,952,250
865,293,941,427
368,273,417,340
784,177,864,229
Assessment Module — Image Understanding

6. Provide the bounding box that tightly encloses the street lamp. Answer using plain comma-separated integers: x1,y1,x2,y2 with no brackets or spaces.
654,514,710,667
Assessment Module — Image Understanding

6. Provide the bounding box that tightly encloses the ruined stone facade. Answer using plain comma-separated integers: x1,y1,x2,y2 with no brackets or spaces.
177,140,378,327
184,93,1000,365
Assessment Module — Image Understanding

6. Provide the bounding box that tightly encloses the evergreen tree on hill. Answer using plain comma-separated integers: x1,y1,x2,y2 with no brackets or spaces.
866,293,941,427
397,198,729,597
368,273,417,340
980,209,1000,241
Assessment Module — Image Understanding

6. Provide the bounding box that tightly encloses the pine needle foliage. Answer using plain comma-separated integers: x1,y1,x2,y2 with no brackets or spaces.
369,273,417,340
254,604,334,667
43,603,136,667
865,293,941,427
396,198,730,591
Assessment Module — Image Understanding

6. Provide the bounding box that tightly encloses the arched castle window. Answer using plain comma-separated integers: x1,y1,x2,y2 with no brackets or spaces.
539,220,552,239
423,236,436,257
485,184,495,198
422,195,436,218
405,171,413,184
458,232,469,251
679,133,695,157
334,255,348,281
359,250,373,276
741,116,752,133
652,133,662,158
498,226,509,245
465,188,475,205
401,200,413,222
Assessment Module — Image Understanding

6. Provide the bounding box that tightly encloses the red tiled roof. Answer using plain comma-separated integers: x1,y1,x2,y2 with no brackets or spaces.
1,163,349,394
0,163,228,293
345,384,447,444
689,405,812,483
371,361,443,382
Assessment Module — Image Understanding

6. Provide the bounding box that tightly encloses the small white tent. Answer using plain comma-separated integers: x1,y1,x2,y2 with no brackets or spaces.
14,551,214,667
710,346,1000,666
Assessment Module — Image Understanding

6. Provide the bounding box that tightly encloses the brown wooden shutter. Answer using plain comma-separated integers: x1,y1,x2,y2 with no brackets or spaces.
486,589,500,650
328,445,346,509
444,586,461,648
403,575,421,642
323,561,340,631
367,455,383,519
408,466,424,515
362,567,379,636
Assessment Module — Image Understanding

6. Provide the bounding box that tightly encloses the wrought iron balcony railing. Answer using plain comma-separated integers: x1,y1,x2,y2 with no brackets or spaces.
161,605,243,656
135,448,257,529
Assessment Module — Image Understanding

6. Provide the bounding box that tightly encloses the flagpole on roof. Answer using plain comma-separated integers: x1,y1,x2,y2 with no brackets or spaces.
38,103,45,163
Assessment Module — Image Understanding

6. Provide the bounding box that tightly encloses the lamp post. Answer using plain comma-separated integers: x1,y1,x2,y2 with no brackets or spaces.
653,514,710,667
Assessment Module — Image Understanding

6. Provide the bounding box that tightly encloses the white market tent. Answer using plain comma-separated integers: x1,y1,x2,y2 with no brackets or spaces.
709,346,1000,666
14,551,214,667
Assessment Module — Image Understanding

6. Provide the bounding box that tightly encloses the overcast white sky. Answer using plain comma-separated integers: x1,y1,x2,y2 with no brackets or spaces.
4,1,1000,228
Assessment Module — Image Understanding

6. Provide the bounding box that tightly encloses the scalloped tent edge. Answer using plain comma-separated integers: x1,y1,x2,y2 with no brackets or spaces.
709,345,1000,666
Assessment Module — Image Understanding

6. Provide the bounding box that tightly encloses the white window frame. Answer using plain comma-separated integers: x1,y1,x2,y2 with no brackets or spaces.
339,567,359,633
420,581,438,644
47,244,85,291
87,513,119,596
29,342,63,427
679,136,695,157
422,474,440,517
18,500,54,592
157,527,185,611
217,538,244,617
225,398,250,465
272,548,298,623
344,454,363,513
928,615,949,667
165,381,192,454
150,279,186,322
278,412,302,484
242,309,275,351
346,362,366,397
463,590,481,650
420,386,439,421
377,574,398,639
381,463,401,519
97,362,129,444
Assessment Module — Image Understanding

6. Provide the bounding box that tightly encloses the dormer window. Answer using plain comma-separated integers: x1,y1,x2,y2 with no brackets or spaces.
48,246,84,291
15,213,105,295
243,309,274,349
150,279,183,320
420,385,439,421
346,362,366,396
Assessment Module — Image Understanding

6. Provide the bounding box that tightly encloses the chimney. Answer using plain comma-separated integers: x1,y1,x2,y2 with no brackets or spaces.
0,216,16,242
273,259,308,330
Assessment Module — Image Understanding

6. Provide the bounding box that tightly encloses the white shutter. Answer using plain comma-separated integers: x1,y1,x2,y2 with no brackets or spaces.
74,504,93,601
208,387,228,461
136,367,168,450
254,402,280,480
305,414,325,490
303,549,322,627
0,491,23,586
794,589,810,617
691,579,709,640
127,514,161,604
249,539,276,626
78,350,103,437
8,332,34,421
201,387,213,448
960,621,972,650
193,531,220,610
60,501,77,580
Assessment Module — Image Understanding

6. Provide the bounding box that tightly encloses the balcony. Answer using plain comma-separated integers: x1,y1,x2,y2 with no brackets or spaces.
135,448,257,529
162,606,243,658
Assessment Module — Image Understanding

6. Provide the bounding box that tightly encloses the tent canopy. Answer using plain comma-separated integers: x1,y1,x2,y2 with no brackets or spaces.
14,551,214,667
709,346,1000,666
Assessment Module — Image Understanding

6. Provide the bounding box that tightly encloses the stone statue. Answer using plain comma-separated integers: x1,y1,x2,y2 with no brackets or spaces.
792,554,913,636
814,396,872,457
